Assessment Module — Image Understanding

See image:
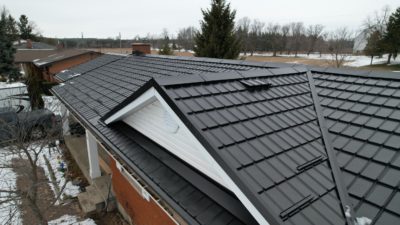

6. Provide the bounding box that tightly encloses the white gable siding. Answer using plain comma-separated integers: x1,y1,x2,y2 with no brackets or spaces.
123,100,228,186
113,88,271,225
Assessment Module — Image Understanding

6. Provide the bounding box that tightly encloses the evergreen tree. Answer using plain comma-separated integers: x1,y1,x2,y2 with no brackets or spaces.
6,15,19,42
159,35,173,55
172,41,177,50
18,14,34,40
0,9,20,81
365,30,383,65
384,7,400,63
194,0,241,59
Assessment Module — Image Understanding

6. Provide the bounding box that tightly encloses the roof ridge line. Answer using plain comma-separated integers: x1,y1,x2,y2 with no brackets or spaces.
306,70,354,224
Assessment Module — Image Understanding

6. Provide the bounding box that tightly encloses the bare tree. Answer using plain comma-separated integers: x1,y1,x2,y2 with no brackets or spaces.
249,19,265,55
306,24,324,56
328,27,354,67
289,22,305,57
236,17,251,55
316,32,328,57
177,26,196,51
266,23,281,56
0,108,67,225
280,24,290,55
363,6,391,34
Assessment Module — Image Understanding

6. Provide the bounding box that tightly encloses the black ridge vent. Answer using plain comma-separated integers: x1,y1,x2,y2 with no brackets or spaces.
240,79,272,91
296,155,325,171
279,195,315,221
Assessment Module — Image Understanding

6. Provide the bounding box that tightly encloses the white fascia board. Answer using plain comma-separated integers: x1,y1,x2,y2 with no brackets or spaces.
107,87,271,225
105,87,157,124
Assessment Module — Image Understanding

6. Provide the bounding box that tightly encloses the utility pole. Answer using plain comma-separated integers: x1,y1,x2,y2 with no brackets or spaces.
81,32,84,49
119,32,122,53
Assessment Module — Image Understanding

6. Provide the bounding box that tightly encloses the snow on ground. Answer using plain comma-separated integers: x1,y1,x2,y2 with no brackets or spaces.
35,143,81,202
42,96,80,200
0,142,81,224
48,215,96,225
244,52,400,68
0,82,26,89
177,49,195,53
345,54,400,67
43,96,63,116
0,148,22,225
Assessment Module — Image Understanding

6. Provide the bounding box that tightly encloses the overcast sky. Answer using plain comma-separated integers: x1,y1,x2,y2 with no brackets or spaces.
2,0,399,39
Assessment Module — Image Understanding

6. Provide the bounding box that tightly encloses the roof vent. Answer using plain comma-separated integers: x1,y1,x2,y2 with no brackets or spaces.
240,79,271,91
280,194,315,221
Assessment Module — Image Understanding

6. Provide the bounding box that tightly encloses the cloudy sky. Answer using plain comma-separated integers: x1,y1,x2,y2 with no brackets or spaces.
2,0,399,39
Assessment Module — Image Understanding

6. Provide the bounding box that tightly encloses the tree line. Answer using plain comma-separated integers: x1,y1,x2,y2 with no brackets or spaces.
160,3,400,67
2,1,400,67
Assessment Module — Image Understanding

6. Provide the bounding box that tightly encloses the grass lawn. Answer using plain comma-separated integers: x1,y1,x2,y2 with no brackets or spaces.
244,55,332,67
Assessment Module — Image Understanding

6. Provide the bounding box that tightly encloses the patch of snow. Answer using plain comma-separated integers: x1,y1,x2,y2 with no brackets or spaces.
0,82,30,110
43,96,63,116
344,54,400,67
355,217,372,225
0,148,22,225
49,215,96,225
0,82,26,89
0,143,83,224
34,143,81,203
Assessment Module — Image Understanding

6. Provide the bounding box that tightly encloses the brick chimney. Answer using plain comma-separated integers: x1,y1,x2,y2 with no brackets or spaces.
26,39,33,49
131,43,151,55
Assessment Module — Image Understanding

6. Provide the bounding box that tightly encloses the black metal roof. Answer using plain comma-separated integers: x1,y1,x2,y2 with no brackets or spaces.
52,54,400,225
52,55,275,225
15,41,56,50
129,68,352,225
55,54,126,82
32,49,96,67
312,72,400,225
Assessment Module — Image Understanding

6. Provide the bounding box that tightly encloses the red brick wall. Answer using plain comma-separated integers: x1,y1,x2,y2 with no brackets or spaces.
132,44,151,54
42,52,101,82
110,158,177,225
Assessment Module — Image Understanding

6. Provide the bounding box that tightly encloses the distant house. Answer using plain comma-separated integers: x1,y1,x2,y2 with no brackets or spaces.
14,39,56,50
52,44,400,225
14,48,101,82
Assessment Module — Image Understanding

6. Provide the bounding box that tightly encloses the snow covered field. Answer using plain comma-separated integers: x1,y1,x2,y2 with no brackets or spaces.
247,52,400,68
